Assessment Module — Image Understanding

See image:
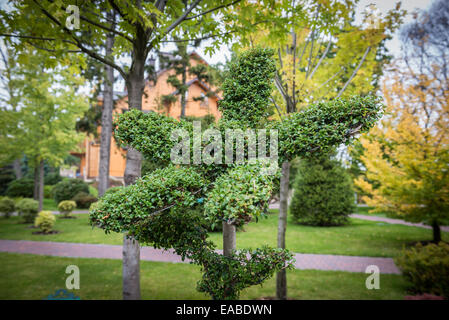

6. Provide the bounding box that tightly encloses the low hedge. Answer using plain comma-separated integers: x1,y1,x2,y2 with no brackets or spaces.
395,242,449,298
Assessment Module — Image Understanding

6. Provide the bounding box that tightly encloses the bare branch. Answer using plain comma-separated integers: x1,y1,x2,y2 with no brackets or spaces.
336,46,371,98
308,39,331,79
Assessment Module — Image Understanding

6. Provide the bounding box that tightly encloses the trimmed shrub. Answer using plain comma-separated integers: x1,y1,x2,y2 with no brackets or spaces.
44,172,62,185
44,185,53,199
72,192,97,209
52,178,89,203
5,178,34,198
0,197,16,218
88,185,98,197
396,242,449,298
34,211,56,234
290,155,355,226
58,200,77,218
103,186,123,197
16,198,39,223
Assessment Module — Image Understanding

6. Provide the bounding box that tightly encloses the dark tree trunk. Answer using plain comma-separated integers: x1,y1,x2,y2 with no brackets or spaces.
13,159,22,179
122,38,147,300
432,220,441,243
180,68,187,118
33,165,39,201
98,14,115,197
38,159,44,212
276,161,290,300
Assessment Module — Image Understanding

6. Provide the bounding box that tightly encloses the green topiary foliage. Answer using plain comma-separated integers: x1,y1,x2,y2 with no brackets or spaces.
218,47,276,128
272,95,383,163
290,155,355,226
34,210,56,234
204,162,279,228
91,48,383,300
5,178,34,198
16,198,38,223
396,242,449,298
52,178,89,204
58,200,76,218
0,197,16,218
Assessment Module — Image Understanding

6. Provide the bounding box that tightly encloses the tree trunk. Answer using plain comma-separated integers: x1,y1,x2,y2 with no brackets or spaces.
223,222,236,256
13,159,22,179
276,161,290,300
38,159,44,212
123,235,141,300
98,20,115,197
432,220,441,243
121,40,146,300
33,165,39,201
180,68,187,118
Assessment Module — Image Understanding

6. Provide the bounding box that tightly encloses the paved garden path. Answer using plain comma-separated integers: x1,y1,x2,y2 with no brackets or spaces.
0,239,400,274
350,214,449,232
268,203,449,232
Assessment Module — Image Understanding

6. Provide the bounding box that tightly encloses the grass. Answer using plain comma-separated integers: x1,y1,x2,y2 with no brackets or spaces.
43,198,58,211
0,252,408,300
1,211,447,257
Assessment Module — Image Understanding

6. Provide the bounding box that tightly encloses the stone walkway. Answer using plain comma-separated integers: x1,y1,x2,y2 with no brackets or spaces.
0,239,400,274
350,214,449,232
269,203,449,232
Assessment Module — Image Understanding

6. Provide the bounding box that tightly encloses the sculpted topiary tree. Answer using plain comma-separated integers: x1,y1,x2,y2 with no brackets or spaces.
90,48,383,299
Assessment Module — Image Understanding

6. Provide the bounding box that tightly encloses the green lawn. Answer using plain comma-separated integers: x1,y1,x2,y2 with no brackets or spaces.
43,198,58,211
0,252,408,300
1,211,447,257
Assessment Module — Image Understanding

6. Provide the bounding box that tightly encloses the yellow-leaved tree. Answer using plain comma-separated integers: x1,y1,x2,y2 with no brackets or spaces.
355,64,449,242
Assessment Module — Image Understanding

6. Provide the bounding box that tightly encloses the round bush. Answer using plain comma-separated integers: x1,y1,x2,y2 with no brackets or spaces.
34,211,56,234
0,197,16,218
5,178,34,198
52,178,89,204
16,198,39,223
72,192,97,209
103,186,123,197
44,185,53,199
58,200,77,218
44,172,62,185
290,155,355,226
396,242,449,298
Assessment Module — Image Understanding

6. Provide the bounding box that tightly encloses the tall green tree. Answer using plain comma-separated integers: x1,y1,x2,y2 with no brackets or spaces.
0,43,24,178
1,46,88,211
241,0,404,299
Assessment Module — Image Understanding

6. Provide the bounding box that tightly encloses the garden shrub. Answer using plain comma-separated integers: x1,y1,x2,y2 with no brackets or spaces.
103,186,123,197
290,155,355,226
0,197,16,218
58,200,76,218
52,178,89,203
73,192,97,209
0,166,16,195
44,185,53,199
88,185,98,197
44,172,62,185
5,178,34,198
396,242,449,298
16,198,39,223
34,211,56,234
